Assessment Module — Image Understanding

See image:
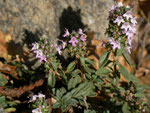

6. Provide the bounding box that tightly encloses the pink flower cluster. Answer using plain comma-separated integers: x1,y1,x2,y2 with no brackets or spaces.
55,40,66,55
29,93,45,113
31,39,67,62
108,2,137,54
29,93,45,103
63,28,86,47
31,42,47,62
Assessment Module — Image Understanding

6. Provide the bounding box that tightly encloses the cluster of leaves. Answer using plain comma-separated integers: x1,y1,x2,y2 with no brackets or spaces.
31,28,150,113
0,73,19,112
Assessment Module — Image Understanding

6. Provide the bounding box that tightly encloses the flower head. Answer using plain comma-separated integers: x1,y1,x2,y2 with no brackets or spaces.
62,41,66,49
126,31,134,38
117,2,123,7
37,93,45,98
131,17,137,26
121,22,130,31
32,107,42,113
34,50,43,58
63,28,70,37
78,28,85,35
38,55,47,62
114,16,125,26
108,38,121,50
123,11,133,20
56,45,62,55
80,35,86,42
126,46,132,54
128,25,136,33
31,42,39,51
29,95,37,102
69,37,79,46
127,37,133,46
101,41,106,48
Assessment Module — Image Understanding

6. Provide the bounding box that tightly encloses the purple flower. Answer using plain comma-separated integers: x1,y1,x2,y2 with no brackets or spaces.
69,37,79,46
37,93,45,98
58,40,66,49
126,31,134,38
126,46,132,54
117,2,123,7
31,42,39,51
32,107,42,113
50,44,53,48
42,45,45,48
49,49,52,52
45,51,47,54
121,22,130,31
131,17,137,26
34,50,43,58
62,41,66,49
56,45,62,55
122,30,126,34
78,28,85,35
126,5,130,9
110,5,116,11
114,16,125,26
75,34,79,37
44,41,48,44
123,11,133,20
29,95,37,102
100,41,106,48
79,44,82,47
63,28,70,37
127,37,133,46
108,38,121,50
80,35,86,42
38,55,47,62
128,25,136,33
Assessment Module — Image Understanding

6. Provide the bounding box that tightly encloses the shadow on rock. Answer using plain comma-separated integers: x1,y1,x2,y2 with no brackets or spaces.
59,6,86,39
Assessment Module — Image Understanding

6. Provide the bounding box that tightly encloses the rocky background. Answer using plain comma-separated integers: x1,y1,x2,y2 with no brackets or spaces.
0,0,114,43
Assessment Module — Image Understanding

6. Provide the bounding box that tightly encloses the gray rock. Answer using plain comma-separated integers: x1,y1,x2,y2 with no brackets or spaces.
0,0,114,42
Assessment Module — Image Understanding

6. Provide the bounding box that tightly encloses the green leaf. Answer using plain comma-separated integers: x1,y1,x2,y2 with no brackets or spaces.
84,109,96,113
85,58,94,65
128,73,140,83
5,108,16,112
96,68,111,77
122,50,135,67
118,63,130,82
53,102,60,108
56,89,62,100
71,82,94,98
80,57,86,67
80,57,95,74
0,73,8,86
84,66,95,74
99,51,110,68
136,84,150,93
122,103,130,113
51,61,58,72
0,96,7,108
72,69,81,77
48,72,56,87
116,48,123,56
66,61,76,73
134,93,146,98
68,75,81,90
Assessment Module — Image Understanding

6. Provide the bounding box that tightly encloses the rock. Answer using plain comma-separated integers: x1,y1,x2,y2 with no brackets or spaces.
0,0,114,43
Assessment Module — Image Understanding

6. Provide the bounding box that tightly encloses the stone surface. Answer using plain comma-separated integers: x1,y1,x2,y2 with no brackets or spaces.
0,0,114,42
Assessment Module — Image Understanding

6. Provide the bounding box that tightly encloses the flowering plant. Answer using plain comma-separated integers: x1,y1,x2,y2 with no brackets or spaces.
30,2,150,113
104,2,137,54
